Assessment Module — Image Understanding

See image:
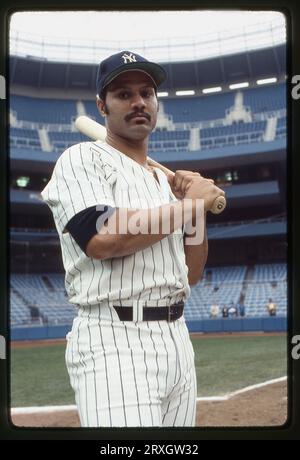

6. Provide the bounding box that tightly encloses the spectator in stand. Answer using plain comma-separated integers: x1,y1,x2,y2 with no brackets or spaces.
222,305,229,318
210,303,219,318
237,302,246,317
267,298,277,316
228,302,238,317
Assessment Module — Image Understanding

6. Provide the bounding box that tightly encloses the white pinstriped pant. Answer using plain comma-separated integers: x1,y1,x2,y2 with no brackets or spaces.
65,304,197,427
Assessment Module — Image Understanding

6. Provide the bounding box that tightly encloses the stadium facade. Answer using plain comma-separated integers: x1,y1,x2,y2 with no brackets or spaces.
9,43,287,337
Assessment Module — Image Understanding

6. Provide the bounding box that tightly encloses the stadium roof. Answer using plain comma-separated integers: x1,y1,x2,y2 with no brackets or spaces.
9,10,286,64
10,44,286,93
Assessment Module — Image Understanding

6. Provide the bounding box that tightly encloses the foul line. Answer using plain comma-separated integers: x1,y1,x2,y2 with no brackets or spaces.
11,404,77,415
11,376,287,414
197,376,287,402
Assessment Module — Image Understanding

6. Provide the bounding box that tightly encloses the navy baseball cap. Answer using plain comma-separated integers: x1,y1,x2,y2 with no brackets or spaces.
96,50,167,97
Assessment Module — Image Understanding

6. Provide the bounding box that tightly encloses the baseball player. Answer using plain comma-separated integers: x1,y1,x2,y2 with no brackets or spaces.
41,50,224,427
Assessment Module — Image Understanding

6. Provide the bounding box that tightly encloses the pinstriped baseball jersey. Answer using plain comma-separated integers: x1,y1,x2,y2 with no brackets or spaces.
41,140,190,308
42,139,197,428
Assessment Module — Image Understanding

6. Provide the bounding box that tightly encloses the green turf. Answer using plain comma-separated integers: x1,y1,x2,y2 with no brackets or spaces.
11,334,287,407
11,345,75,407
192,335,287,396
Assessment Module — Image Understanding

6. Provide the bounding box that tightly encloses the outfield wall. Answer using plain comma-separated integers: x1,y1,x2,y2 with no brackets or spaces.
11,316,287,341
187,316,287,333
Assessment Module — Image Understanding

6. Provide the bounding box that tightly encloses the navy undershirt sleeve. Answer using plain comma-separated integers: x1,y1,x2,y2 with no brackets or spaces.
65,205,115,254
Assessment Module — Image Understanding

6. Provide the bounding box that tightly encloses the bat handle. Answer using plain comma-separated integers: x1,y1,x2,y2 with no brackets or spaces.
147,157,226,214
211,195,226,214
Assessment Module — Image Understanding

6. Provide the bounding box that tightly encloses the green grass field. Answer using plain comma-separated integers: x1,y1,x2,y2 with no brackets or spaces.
193,334,287,396
11,334,287,407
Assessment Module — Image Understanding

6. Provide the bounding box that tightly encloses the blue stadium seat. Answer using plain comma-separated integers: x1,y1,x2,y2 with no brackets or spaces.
184,263,286,320
275,117,286,139
163,92,235,122
11,95,77,124
200,121,267,150
48,131,90,152
10,127,41,150
242,83,286,113
10,83,286,154
10,264,287,324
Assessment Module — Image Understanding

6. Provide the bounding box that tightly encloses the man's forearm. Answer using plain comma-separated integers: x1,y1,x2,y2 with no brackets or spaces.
184,224,208,285
87,199,201,259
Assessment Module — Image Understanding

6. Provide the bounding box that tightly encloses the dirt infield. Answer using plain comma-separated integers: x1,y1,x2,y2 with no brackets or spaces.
11,380,287,428
197,380,287,427
11,339,66,349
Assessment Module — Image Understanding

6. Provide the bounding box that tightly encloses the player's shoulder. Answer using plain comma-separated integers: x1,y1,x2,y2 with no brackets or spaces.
57,141,93,162
53,142,96,172
58,140,114,166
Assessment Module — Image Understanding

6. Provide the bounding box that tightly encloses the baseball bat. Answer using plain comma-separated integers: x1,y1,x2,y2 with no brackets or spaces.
75,115,226,214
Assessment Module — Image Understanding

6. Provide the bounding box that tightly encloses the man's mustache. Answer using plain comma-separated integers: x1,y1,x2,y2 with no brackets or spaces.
125,111,151,122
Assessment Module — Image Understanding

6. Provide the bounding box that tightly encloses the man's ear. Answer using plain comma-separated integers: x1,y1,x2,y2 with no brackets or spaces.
157,101,159,112
96,95,107,117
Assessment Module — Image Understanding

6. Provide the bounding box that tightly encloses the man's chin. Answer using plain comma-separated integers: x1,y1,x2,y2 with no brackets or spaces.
127,124,152,139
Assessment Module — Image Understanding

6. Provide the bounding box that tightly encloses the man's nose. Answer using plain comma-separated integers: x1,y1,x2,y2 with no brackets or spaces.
131,93,146,109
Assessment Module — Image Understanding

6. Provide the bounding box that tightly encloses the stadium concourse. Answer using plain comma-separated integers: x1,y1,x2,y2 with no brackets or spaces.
10,43,287,340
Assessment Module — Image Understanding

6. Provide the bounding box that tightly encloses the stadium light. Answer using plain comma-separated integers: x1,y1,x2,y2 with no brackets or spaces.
157,91,169,97
175,90,195,96
202,86,222,94
257,77,278,85
229,82,249,90
16,176,30,188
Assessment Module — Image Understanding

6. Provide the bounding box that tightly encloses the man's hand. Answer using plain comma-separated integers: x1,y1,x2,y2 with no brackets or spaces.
184,176,225,212
167,170,203,199
168,170,223,212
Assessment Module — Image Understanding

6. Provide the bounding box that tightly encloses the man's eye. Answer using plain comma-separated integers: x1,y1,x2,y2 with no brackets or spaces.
119,92,130,99
142,91,152,98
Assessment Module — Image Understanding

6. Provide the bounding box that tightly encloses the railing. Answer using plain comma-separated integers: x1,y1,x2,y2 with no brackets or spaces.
9,108,287,154
10,227,57,233
200,131,265,149
11,109,286,133
10,137,41,150
208,214,286,228
254,108,286,121
10,216,287,237
11,117,77,132
9,15,286,64
10,280,287,298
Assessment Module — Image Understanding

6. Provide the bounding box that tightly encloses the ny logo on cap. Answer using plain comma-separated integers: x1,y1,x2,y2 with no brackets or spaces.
122,52,137,64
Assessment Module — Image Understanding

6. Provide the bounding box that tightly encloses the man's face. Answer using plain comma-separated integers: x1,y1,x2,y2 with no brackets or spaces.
97,71,158,141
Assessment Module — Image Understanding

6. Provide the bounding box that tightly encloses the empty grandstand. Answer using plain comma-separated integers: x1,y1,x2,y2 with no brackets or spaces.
10,262,287,327
9,25,287,338
9,82,286,154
